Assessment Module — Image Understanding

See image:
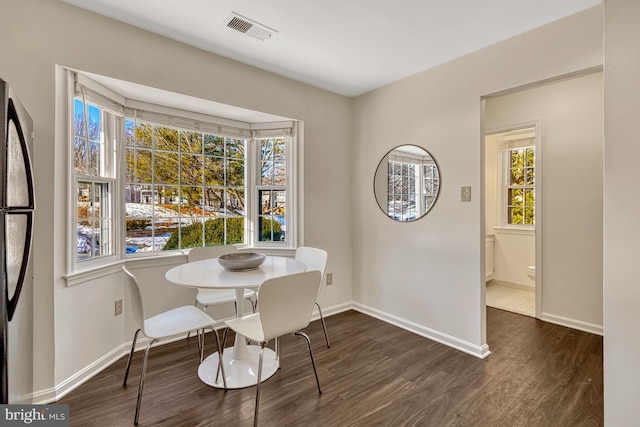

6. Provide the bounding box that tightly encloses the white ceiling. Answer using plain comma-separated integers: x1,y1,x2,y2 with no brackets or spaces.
61,0,600,97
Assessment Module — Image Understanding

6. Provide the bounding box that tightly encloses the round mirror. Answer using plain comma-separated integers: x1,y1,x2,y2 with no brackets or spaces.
374,145,441,221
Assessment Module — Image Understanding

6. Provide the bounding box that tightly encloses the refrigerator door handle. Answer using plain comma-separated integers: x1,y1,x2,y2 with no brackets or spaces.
5,211,33,322
5,98,35,210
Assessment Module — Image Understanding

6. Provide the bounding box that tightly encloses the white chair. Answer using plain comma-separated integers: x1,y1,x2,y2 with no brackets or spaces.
121,266,227,425
224,270,323,427
295,246,330,348
189,246,257,314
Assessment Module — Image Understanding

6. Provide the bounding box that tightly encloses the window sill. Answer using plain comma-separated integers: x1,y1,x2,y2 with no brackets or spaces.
493,226,535,236
65,247,297,287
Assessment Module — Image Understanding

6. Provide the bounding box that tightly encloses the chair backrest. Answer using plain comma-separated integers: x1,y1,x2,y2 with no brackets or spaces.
258,270,322,341
188,245,237,262
122,266,146,333
295,246,328,280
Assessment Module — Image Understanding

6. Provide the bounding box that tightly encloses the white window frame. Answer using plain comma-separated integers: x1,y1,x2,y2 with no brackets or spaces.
249,131,296,248
497,128,537,232
62,69,300,283
71,85,120,271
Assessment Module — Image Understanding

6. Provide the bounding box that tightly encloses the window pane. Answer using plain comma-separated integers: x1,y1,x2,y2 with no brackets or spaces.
153,218,175,251
178,219,204,249
261,160,273,185
77,181,91,220
87,104,101,140
181,154,203,185
204,187,224,212
204,156,224,185
227,138,245,159
259,189,285,242
525,168,535,185
89,141,100,176
511,149,525,168
74,137,86,174
74,99,86,137
525,208,535,226
76,180,110,261
136,122,153,148
226,188,244,215
510,167,524,185
93,183,102,217
524,189,535,207
508,188,524,206
509,206,524,225
154,126,179,151
157,185,179,205
226,159,244,186
225,217,245,245
125,119,135,146
181,130,202,153
526,148,535,167
76,220,94,260
273,138,286,161
203,134,224,156
180,186,203,211
154,151,179,184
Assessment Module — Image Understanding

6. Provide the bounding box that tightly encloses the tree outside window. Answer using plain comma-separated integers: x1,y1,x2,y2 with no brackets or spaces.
506,147,535,226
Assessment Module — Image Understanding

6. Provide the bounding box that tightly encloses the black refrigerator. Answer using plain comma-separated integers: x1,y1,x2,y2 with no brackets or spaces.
0,78,35,404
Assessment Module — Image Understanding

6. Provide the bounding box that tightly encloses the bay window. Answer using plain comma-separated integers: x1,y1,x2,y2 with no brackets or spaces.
67,70,298,276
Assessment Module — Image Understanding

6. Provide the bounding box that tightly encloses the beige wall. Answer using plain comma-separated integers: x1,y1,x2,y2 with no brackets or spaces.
1,0,353,400
485,72,604,331
352,6,602,354
604,0,640,425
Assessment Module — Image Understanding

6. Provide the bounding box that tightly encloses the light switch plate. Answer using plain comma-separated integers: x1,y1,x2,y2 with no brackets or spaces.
461,186,472,202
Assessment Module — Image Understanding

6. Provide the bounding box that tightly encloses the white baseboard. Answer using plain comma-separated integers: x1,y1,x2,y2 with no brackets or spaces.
311,301,352,321
33,329,227,404
488,279,534,292
352,302,490,359
32,343,128,404
540,312,603,336
35,301,492,403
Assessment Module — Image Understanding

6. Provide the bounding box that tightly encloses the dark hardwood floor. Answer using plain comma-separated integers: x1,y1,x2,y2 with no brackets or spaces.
59,308,603,426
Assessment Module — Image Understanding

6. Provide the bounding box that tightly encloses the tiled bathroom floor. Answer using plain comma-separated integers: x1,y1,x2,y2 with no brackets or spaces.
486,281,535,317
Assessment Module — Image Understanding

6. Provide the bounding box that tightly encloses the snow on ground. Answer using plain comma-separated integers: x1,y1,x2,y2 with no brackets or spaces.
78,203,211,255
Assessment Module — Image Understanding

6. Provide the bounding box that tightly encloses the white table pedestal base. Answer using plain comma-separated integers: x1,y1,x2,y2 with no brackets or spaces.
198,345,279,389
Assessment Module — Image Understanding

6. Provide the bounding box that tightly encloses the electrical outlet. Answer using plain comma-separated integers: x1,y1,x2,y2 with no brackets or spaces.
326,273,333,286
115,299,123,316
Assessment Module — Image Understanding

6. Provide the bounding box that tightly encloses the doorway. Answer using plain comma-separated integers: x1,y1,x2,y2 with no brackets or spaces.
482,70,603,331
484,126,538,318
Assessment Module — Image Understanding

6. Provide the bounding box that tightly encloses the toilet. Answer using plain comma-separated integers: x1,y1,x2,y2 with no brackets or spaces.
527,265,536,282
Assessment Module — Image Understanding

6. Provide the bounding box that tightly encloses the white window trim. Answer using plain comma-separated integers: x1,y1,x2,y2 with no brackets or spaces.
496,127,537,231
61,68,302,285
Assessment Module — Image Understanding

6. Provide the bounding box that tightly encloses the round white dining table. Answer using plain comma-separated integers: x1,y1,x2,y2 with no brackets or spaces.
165,255,306,389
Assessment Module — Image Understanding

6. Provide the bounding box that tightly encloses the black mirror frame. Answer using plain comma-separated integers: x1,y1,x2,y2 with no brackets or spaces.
373,144,441,222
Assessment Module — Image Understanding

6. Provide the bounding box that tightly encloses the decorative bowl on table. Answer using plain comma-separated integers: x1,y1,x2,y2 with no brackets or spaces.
217,252,266,271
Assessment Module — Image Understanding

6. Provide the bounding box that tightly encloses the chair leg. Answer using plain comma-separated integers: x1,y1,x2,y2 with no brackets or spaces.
254,342,266,427
295,331,322,394
123,329,141,387
187,298,199,340
316,302,331,348
198,328,205,362
209,326,228,390
216,327,230,384
134,338,158,425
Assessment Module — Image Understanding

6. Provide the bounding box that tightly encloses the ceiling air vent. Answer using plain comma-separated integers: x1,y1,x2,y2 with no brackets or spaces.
224,12,278,41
